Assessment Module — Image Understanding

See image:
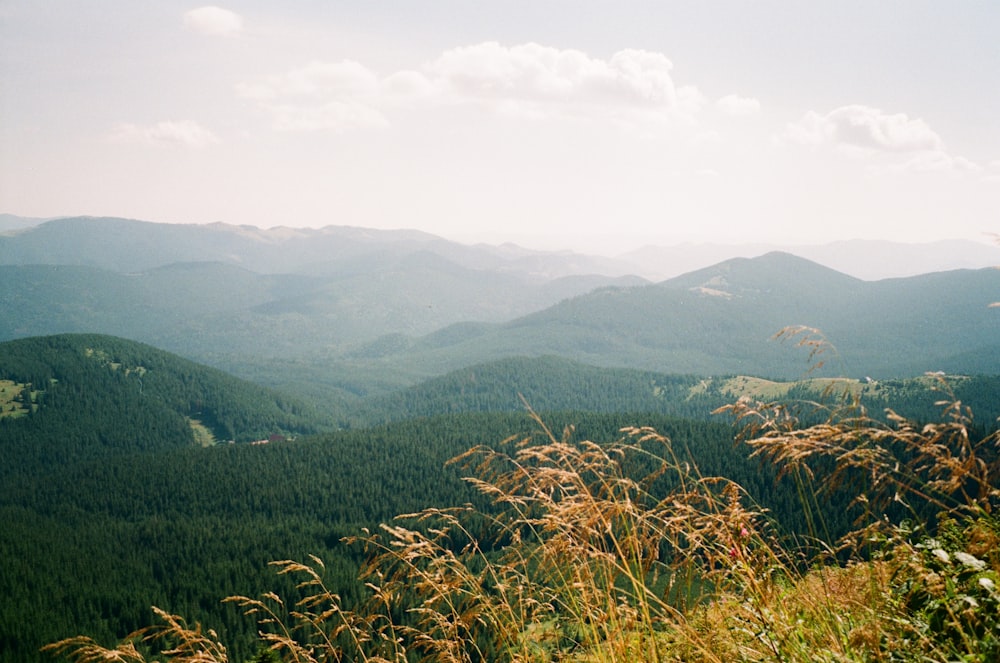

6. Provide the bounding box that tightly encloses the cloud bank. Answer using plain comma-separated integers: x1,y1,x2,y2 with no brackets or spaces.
183,6,243,37
786,105,943,153
783,104,980,173
236,42,709,132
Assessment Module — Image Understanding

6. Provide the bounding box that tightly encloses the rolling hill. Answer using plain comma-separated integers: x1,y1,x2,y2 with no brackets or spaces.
0,218,644,375
1,217,998,400
4,330,998,662
0,215,635,278
2,333,759,663
0,334,334,466
351,252,1000,380
3,214,998,663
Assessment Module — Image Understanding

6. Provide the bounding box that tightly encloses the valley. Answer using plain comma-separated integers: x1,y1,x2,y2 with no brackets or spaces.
1,216,998,662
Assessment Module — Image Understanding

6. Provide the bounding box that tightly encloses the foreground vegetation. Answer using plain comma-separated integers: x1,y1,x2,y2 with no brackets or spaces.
45,370,1000,662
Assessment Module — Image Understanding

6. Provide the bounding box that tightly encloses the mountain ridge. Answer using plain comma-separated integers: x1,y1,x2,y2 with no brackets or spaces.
358,259,1000,381
1,215,997,396
3,214,998,281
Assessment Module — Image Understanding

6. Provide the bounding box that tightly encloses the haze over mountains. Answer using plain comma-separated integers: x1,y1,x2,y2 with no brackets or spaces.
3,214,998,281
2,215,998,400
2,215,999,662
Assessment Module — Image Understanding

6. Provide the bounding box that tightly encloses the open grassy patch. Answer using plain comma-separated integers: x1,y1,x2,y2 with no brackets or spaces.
0,378,31,418
187,418,218,447
689,375,877,402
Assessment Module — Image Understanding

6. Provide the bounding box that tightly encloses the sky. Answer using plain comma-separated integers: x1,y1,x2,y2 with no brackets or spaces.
1,1,998,255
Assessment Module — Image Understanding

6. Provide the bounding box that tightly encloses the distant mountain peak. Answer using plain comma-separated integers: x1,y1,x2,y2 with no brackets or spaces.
662,250,861,300
621,239,1000,281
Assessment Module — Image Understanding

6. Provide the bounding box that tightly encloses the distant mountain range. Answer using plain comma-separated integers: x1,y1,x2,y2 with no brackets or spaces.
3,214,997,281
356,251,1000,381
1,215,998,400
0,215,632,278
2,208,998,663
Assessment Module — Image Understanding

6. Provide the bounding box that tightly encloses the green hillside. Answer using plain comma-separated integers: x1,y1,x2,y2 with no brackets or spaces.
0,334,333,465
4,333,998,662
4,220,998,399
0,253,640,376
2,403,754,662
351,354,1000,428
358,253,1000,380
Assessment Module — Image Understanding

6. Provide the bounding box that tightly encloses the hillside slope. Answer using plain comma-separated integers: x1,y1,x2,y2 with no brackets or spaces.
0,334,332,471
359,252,1000,379
3,219,998,394
0,215,634,278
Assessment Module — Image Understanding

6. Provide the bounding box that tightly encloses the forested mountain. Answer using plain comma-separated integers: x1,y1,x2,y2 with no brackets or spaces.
2,217,997,397
351,354,1000,428
351,252,1000,380
2,256,997,401
2,216,997,662
4,330,999,661
1,372,766,663
621,237,1000,281
0,215,633,278
0,334,332,464
0,218,644,372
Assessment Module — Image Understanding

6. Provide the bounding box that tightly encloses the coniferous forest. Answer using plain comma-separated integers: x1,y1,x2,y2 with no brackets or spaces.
3,332,999,661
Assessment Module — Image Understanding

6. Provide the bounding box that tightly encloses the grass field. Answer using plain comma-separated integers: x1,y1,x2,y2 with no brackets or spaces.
187,418,218,446
0,378,32,418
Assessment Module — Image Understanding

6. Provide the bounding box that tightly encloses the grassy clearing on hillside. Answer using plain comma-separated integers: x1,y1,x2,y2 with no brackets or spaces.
686,375,873,404
187,418,218,447
0,378,31,418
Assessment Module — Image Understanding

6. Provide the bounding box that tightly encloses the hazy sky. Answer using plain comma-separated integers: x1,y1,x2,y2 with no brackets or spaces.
2,1,998,254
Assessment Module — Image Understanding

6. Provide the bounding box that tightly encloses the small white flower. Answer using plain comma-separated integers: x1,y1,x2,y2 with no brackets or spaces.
953,551,987,571
931,548,951,564
978,577,996,592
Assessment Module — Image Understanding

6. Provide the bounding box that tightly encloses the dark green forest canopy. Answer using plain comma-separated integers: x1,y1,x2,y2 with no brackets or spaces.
4,333,1000,663
0,334,333,462
1,407,754,663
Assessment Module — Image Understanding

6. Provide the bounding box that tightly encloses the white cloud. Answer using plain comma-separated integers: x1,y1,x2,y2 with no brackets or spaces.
786,105,943,153
111,120,220,148
183,6,243,37
716,94,760,116
237,42,707,132
427,42,702,119
382,70,437,104
781,104,985,174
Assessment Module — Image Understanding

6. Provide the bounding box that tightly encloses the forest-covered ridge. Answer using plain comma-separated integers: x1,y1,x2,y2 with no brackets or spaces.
3,217,999,396
6,333,999,438
0,334,334,463
349,352,1000,428
4,332,1000,662
3,405,761,663
3,214,998,281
